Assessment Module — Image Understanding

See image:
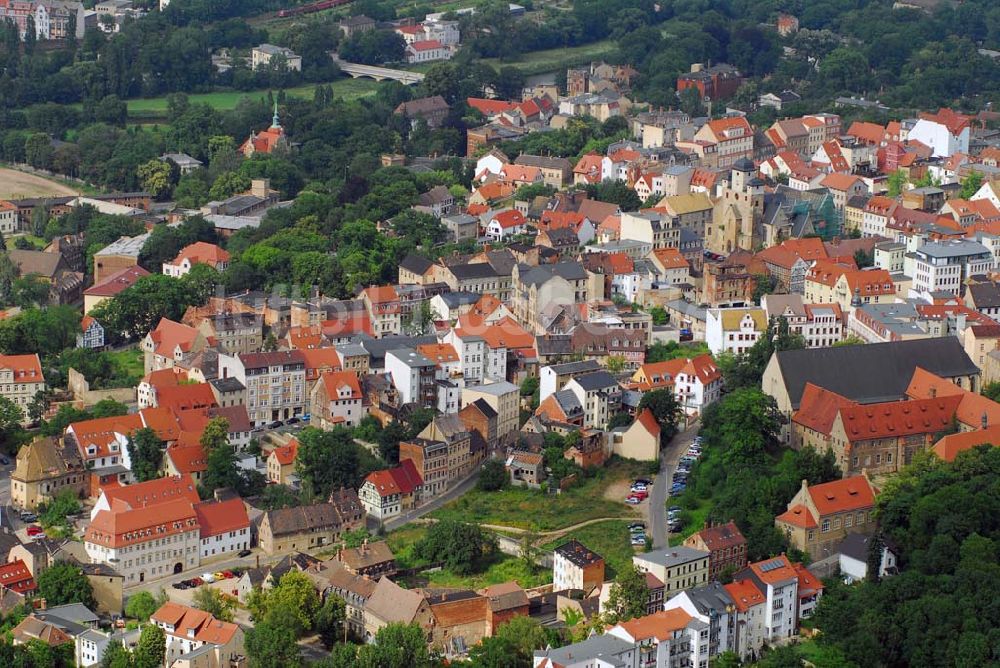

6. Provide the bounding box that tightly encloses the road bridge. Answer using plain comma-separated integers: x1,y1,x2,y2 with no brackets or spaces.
331,56,425,84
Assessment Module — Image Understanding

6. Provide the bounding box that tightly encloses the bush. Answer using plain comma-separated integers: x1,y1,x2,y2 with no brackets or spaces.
478,459,509,492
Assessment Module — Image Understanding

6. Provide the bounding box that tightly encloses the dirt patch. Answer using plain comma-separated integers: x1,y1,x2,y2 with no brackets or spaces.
602,478,635,502
0,168,79,199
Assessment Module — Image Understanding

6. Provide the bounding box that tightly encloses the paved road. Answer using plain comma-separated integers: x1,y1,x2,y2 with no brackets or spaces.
649,421,701,549
380,469,481,532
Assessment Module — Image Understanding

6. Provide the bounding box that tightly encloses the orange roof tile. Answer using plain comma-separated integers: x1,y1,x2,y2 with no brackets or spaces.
793,562,824,598
170,242,230,268
724,578,765,612
147,318,202,358
652,247,689,270
775,504,818,529
270,439,299,466
319,370,363,401
636,408,660,438
166,444,208,475
905,367,1000,430
838,395,959,442
847,121,885,145
932,425,1000,462
492,209,526,229
820,172,863,192
416,343,459,365
363,285,399,304
86,498,199,549
100,475,200,511
0,353,43,380
805,477,876,517
151,602,240,646
614,609,694,641
748,554,798,585
793,383,855,435
0,560,35,594
194,498,249,538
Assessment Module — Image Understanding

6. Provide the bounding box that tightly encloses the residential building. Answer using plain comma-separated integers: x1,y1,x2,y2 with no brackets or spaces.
358,460,423,522
151,602,245,668
663,582,736,664
565,370,621,429
394,96,450,130
162,242,230,277
533,635,637,668
553,540,605,593
606,608,710,668
266,439,297,485
619,210,680,250
608,407,661,461
461,381,519,443
836,532,898,583
79,563,125,616
734,556,801,642
84,498,200,585
539,360,603,403
683,521,747,581
84,265,150,313
676,63,742,100
689,115,753,168
93,233,147,284
361,286,402,338
385,348,437,407
774,476,877,561
762,294,844,348
723,578,767,660
11,436,86,511
907,108,971,158
632,546,710,598
705,307,766,355
0,353,46,422
505,450,545,487
310,370,365,429
399,438,449,497
217,350,306,426
193,498,250,560
141,318,210,373
338,540,397,579
251,43,302,71
630,354,722,417
405,39,451,63
258,496,365,554
912,239,994,296
77,316,105,349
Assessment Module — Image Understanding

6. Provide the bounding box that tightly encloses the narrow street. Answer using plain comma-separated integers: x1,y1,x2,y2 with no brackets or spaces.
649,420,700,549
380,469,480,532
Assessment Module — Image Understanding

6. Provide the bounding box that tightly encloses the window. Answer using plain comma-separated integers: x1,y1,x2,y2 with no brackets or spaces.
821,519,830,533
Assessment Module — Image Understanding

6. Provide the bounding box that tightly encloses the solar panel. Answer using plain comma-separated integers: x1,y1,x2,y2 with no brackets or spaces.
759,559,785,573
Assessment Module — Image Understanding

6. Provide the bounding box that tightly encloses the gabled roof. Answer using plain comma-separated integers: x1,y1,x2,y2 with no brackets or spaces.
151,602,240,646
364,459,423,497
614,608,695,642
635,408,660,439
905,367,1000,430
84,265,151,297
690,520,745,551
723,578,765,612
169,242,230,268
806,476,876,516
194,498,250,538
932,425,1000,462
793,383,855,435
820,172,863,192
320,370,363,401
269,439,298,466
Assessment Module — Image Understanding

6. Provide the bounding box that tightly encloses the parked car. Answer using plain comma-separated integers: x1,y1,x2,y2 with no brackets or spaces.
189,578,203,587
0,455,9,465
238,549,252,558
172,581,189,590
201,573,216,583
19,511,36,522
26,525,43,536
634,479,652,486
301,414,311,422
286,417,300,425
625,496,642,505
630,490,649,500
628,522,646,531
630,535,647,546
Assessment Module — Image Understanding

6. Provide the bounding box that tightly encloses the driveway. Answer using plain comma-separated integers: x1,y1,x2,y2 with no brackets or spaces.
649,421,701,549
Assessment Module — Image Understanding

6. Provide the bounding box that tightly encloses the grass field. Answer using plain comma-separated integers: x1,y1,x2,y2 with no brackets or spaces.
480,39,618,76
669,498,711,547
543,520,637,579
428,458,649,531
106,348,144,385
125,78,380,119
386,525,551,589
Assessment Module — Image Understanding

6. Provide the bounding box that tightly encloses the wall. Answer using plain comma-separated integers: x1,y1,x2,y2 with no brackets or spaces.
68,368,136,407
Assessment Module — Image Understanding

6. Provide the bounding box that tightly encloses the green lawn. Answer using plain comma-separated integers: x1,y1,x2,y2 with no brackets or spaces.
480,39,618,76
13,234,47,249
543,520,637,579
125,78,380,119
669,498,711,547
428,458,649,531
386,524,551,589
105,348,144,383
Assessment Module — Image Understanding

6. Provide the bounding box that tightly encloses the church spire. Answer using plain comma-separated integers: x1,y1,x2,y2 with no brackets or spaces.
271,101,280,129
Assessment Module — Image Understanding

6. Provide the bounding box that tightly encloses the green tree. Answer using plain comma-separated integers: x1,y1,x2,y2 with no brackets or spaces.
413,520,498,575
603,564,647,623
209,171,251,200
247,571,320,637
637,388,681,440
137,159,173,200
493,615,550,663
468,636,519,668
315,594,346,648
124,591,159,622
36,561,95,608
126,428,164,483
960,171,984,199
358,622,435,668
887,169,908,197
192,586,236,622
477,459,509,491
101,641,133,668
133,624,166,668
0,395,24,435
245,621,300,668
983,381,1000,403
39,488,82,530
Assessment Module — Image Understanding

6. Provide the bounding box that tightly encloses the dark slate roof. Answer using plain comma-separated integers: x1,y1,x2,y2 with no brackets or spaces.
449,263,499,280
400,253,435,275
518,262,587,287
968,282,1000,309
438,291,481,308
684,581,734,615
362,335,438,366
471,397,498,419
554,539,603,567
546,360,602,375
836,532,872,562
570,370,618,391
536,335,573,356
773,338,980,409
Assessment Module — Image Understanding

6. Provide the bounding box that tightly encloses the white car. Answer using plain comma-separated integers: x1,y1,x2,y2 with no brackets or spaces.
201,573,216,583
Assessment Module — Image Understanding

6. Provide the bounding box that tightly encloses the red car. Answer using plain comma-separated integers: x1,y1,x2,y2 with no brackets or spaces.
629,490,649,501
26,525,44,536
189,577,204,587
222,571,235,579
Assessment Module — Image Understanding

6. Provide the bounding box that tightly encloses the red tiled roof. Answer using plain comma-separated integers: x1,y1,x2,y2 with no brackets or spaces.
166,444,208,475
169,242,230,268
492,209,526,229
652,247,689,270
84,265,151,297
270,439,299,466
635,408,660,439
0,353,43,380
362,285,399,304
467,98,517,116
147,318,202,358
906,367,1000,430
806,476,876,517
793,383,855,435
932,425,1000,462
151,602,240,646
194,497,249,538
100,475,200,511
820,172,863,192
409,39,444,52
724,578,764,612
775,504,818,529
86,498,199,549
0,560,35,594
691,520,745,551
748,554,798,585
847,121,885,145
614,609,694,641
320,370,362,401
838,395,960,442
156,383,218,414
793,562,824,598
